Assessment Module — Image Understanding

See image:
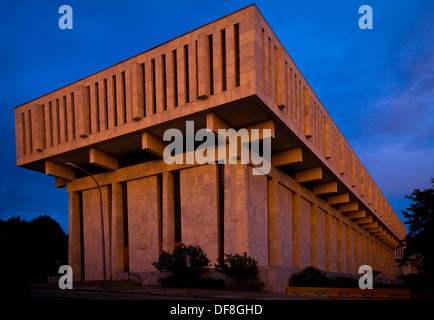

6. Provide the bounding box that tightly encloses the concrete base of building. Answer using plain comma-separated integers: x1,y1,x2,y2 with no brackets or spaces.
259,266,301,293
110,266,400,294
260,267,401,294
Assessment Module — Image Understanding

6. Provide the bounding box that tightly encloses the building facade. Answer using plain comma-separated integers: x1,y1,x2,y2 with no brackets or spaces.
14,5,406,293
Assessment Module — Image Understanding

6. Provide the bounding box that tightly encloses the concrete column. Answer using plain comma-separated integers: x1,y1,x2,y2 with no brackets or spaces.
310,204,319,269
111,182,124,280
380,246,384,277
390,248,394,278
384,246,388,278
246,166,268,266
324,212,333,272
127,176,159,273
292,193,302,268
162,171,175,252
223,163,237,255
267,179,292,267
377,243,381,273
68,191,82,277
82,186,111,281
360,234,365,266
300,197,311,267
373,238,379,270
268,179,279,266
368,238,373,269
355,232,362,274
317,207,326,271
180,164,219,263
336,219,344,273
224,164,268,266
372,239,377,270
347,227,355,274
384,246,389,278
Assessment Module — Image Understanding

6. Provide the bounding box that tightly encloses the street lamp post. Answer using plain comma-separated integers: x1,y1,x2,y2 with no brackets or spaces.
66,162,108,289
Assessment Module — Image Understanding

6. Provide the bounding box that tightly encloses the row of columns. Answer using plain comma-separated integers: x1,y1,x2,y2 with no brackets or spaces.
68,171,176,281
68,163,396,281
268,180,395,278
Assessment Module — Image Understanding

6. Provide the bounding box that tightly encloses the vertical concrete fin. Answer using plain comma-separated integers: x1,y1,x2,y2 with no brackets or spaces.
197,33,211,99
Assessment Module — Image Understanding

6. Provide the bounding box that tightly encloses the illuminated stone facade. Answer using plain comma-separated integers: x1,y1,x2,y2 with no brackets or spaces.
14,5,405,293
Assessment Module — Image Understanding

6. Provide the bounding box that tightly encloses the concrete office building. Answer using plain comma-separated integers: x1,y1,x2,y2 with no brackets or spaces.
14,5,406,293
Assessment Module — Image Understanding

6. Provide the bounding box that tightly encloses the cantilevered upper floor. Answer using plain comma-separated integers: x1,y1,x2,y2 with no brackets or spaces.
14,4,406,247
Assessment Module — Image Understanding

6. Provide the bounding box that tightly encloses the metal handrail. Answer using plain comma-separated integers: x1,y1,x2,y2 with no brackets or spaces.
127,272,142,285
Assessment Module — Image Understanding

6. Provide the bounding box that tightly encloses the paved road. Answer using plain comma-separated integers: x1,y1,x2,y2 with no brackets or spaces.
31,288,204,300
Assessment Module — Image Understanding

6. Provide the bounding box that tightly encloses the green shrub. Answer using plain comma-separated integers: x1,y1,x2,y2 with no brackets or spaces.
215,252,264,290
329,276,358,288
289,266,330,287
152,243,211,287
290,266,362,288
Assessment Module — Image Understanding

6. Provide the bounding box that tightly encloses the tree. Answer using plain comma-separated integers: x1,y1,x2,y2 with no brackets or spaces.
0,217,31,299
28,215,68,281
0,215,67,299
0,215,68,283
398,179,434,277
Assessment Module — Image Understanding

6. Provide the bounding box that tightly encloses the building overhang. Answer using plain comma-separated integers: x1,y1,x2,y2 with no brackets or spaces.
13,4,406,248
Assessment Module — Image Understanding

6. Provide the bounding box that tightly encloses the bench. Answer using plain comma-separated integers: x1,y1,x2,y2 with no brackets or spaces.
286,286,411,299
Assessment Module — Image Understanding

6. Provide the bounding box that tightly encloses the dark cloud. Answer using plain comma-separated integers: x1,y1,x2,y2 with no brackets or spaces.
354,10,434,200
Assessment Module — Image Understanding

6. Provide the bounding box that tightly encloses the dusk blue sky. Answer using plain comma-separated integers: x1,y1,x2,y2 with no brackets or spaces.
1,0,433,233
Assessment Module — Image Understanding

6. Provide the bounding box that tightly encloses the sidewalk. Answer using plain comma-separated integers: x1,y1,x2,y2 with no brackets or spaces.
34,281,427,300
118,285,297,300
30,281,321,300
